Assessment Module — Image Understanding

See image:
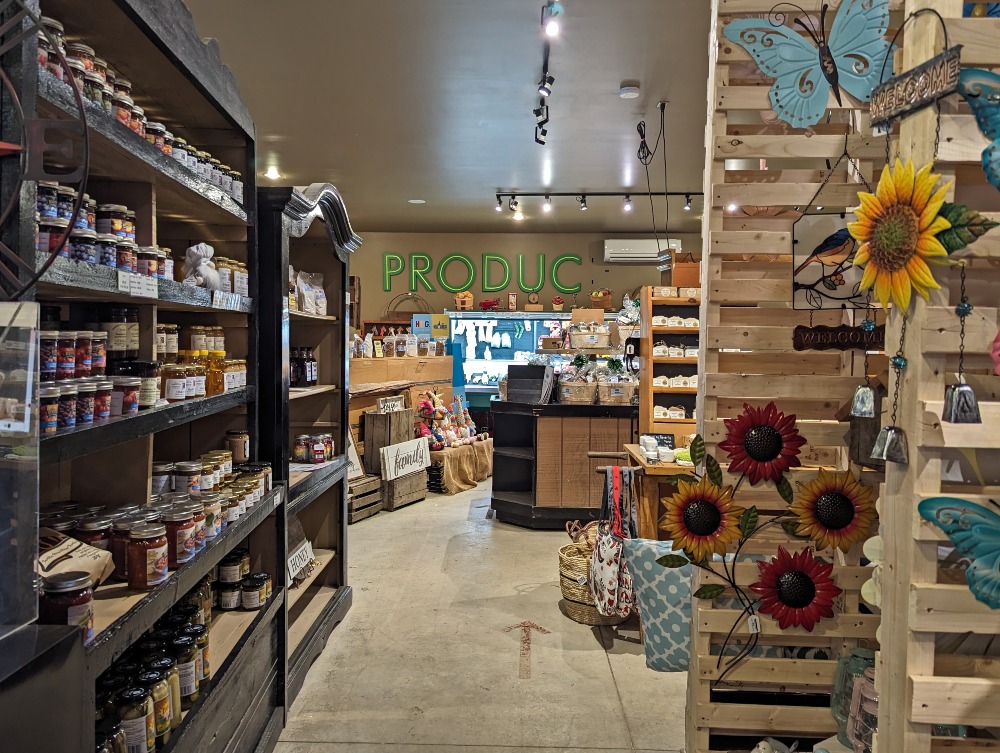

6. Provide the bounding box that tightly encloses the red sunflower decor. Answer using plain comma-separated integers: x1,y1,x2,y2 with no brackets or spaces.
750,546,842,632
718,402,806,485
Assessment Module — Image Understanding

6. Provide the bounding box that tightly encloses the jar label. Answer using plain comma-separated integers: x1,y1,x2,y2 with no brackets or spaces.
234,272,249,297
57,344,75,377
41,340,57,374
218,268,231,293
87,538,109,552
153,695,170,735
109,389,124,417
177,659,197,697
165,377,187,401
194,375,206,396
40,402,58,433
192,518,206,548
156,331,166,354
139,376,160,407
219,589,240,609
241,588,261,609
185,375,196,398
200,645,210,681
204,510,218,538
127,322,140,352
191,334,207,351
147,543,168,586
95,390,111,420
223,371,235,392
166,333,179,354
175,525,195,563
218,563,241,583
194,649,203,685
103,322,127,353
121,713,153,753
67,600,94,644
151,474,172,495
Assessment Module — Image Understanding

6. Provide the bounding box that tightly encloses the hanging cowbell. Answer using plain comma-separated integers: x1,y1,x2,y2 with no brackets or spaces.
849,384,876,418
942,383,982,423
871,426,909,465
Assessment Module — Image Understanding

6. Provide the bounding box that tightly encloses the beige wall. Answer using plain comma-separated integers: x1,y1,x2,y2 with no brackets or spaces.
351,232,700,323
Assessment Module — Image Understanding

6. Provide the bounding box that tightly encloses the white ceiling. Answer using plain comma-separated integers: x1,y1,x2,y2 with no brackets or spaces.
184,0,710,234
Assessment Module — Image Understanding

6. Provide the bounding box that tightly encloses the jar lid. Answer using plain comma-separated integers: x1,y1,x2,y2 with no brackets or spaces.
40,16,64,31
250,572,271,581
161,506,194,523
174,137,188,145
58,330,78,339
76,514,112,530
180,624,206,638
39,385,61,399
174,461,202,472
239,576,259,589
227,429,249,436
69,226,96,237
138,246,157,255
130,523,166,538
65,41,95,55
95,233,119,243
66,57,86,72
161,491,190,503
217,580,240,590
146,656,176,671
39,217,70,227
131,105,144,116
113,376,142,386
116,240,138,249
117,687,147,704
117,504,142,514
84,72,103,84
126,210,137,218
116,77,132,88
97,203,128,212
94,381,113,390
111,93,133,107
170,635,195,650
136,670,164,686
112,514,145,532
94,56,107,67
59,384,78,395
43,517,76,532
76,382,97,393
146,121,165,131
42,571,92,592
152,462,174,472
181,501,204,514
40,329,62,338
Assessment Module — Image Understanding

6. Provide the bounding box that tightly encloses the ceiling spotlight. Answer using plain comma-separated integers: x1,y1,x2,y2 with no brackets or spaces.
683,194,692,211
495,196,503,212
542,1,563,37
727,202,738,212
538,74,554,97
816,205,824,210
512,210,525,221
535,126,547,145
542,195,552,213
533,104,549,126
264,165,281,180
623,195,633,213
578,195,588,211
509,196,519,213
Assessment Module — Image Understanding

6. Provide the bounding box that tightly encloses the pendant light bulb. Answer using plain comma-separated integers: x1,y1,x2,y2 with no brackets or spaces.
495,196,503,212
542,2,563,37
512,210,525,221
543,196,552,213
683,194,692,211
578,195,588,211
538,74,554,97
623,195,632,213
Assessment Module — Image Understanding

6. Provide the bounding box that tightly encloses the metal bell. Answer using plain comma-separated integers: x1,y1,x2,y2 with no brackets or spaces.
850,384,876,418
942,383,982,424
870,426,909,465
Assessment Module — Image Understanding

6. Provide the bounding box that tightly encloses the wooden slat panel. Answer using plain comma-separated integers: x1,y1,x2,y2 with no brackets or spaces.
919,400,1000,450
717,85,847,112
560,417,589,508
711,230,791,255
534,417,561,507
718,351,846,375
699,702,837,735
715,183,864,207
910,676,1000,726
709,280,788,304
715,134,883,160
935,655,1000,680
697,657,837,685
910,583,1000,634
717,397,846,421
704,418,848,447
938,114,991,164
701,564,871,590
923,306,998,354
707,325,794,350
707,373,860,399
717,0,902,11
949,18,1000,66
717,307,846,326
700,608,879,639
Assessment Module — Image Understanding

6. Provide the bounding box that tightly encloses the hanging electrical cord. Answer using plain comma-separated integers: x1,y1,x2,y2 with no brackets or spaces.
636,102,668,257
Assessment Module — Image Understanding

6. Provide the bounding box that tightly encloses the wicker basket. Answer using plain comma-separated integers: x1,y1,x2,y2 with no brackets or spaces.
590,292,613,310
558,538,626,626
558,381,597,404
454,297,473,310
569,331,611,349
598,382,637,405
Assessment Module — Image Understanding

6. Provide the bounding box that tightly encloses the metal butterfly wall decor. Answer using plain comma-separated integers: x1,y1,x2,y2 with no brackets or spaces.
957,69,1000,192
723,0,895,128
918,496,1000,609
964,3,1000,17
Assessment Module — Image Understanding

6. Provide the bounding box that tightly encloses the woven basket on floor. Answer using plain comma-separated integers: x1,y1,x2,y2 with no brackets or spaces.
558,539,626,626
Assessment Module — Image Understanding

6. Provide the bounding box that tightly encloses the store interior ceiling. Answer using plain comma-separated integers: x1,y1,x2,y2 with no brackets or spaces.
185,0,710,234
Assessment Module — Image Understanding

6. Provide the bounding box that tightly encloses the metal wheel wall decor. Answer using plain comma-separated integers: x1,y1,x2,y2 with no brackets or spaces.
0,0,89,301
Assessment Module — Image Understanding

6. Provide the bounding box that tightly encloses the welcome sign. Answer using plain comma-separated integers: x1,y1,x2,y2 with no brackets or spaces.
382,252,583,294
380,436,431,481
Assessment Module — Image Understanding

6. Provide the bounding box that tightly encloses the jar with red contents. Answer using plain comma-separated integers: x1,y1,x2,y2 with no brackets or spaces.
39,572,94,644
111,515,145,580
128,523,169,590
111,376,140,417
75,381,96,424
39,385,59,433
183,501,206,552
73,330,92,378
40,330,59,382
74,514,112,550
91,331,108,376
57,331,76,380
94,380,113,420
162,507,195,568
57,384,77,429
117,240,138,273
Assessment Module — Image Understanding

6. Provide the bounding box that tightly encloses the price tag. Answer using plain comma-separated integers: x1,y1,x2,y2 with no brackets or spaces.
576,575,588,585
747,615,761,634
133,276,158,299
117,270,132,293
287,539,315,580
271,487,283,509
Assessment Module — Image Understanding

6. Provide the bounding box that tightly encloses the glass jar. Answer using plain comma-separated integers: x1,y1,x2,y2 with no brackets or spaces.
170,635,200,709
240,576,262,610
184,500,206,551
293,435,310,463
224,430,250,464
161,364,187,403
76,381,97,424
74,515,112,549
83,72,103,106
205,450,233,480
65,41,95,71
137,246,157,277
251,572,272,601
189,363,206,398
173,461,202,498
40,385,59,433
57,384,77,428
231,171,244,202
97,204,128,238
128,523,169,590
162,247,175,280
218,554,242,584
151,462,174,495
112,93,133,127
124,307,139,357
114,76,132,97
40,330,58,382
214,258,233,293
232,264,249,297
116,686,154,753
145,121,166,151
116,240,137,273
155,248,167,279
205,351,225,396
93,56,108,82
222,360,239,392
217,581,240,611
171,137,188,166
38,571,94,644
102,308,127,360
145,656,181,730
134,361,161,410
45,48,65,81
69,227,97,263
94,380,113,420
136,670,171,747
235,548,251,578
56,330,76,380
223,494,240,526
86,196,97,231
125,211,137,241
40,16,64,49
163,507,195,568
73,330,92,378
95,234,118,268
111,515,144,580
163,132,175,157
37,181,58,218
159,323,178,362
129,105,145,136
201,494,222,539
56,185,76,221
38,216,70,257
200,462,216,492
101,84,114,113
180,623,210,683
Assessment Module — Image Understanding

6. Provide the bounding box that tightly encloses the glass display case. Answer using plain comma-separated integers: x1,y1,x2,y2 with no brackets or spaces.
0,302,39,640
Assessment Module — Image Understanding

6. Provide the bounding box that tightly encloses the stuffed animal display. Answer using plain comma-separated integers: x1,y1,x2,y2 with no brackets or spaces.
182,243,222,290
415,391,488,449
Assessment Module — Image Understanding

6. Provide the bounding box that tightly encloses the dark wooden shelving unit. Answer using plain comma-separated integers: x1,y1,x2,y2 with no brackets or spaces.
257,184,361,705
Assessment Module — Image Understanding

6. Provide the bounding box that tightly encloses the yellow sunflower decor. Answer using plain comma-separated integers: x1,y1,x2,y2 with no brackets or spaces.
659,476,744,563
849,159,951,311
790,469,877,553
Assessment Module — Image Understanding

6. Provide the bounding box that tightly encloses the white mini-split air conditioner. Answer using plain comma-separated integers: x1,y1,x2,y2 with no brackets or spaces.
603,238,681,264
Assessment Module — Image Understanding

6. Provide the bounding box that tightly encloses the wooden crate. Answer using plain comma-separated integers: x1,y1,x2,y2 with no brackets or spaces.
382,469,428,511
362,408,415,476
347,473,383,523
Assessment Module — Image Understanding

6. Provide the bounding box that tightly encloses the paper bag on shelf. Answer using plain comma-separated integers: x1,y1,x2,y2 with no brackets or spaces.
38,528,115,585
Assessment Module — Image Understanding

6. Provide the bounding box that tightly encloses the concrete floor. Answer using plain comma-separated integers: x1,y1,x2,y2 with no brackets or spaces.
277,480,687,753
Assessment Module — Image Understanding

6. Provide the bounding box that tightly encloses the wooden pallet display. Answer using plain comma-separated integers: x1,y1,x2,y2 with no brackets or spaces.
690,2,893,751
348,474,383,524
876,3,1000,752
382,469,428,511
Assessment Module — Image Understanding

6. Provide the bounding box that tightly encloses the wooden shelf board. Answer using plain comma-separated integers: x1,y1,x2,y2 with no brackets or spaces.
653,418,697,426
288,455,349,516
288,548,338,612
652,386,698,394
493,445,534,460
651,326,701,334
290,310,339,322
651,357,699,364
289,385,340,400
651,297,702,305
288,584,341,655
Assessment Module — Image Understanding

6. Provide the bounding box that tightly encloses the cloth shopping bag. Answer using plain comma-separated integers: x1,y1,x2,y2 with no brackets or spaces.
589,467,637,618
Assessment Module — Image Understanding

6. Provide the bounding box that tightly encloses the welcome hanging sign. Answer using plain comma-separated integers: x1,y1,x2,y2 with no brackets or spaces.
870,46,962,128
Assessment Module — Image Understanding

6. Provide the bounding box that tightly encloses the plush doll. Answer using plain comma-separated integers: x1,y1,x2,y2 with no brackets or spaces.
182,243,222,290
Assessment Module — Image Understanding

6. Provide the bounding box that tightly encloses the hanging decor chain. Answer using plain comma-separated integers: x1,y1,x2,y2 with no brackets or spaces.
890,316,908,428
957,263,968,383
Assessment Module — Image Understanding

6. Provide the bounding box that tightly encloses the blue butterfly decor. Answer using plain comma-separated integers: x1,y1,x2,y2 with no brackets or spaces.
963,3,1000,17
724,1,895,128
918,497,1000,609
958,69,1000,192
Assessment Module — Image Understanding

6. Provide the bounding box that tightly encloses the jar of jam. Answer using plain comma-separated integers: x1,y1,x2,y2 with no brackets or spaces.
222,494,240,526
125,210,137,241
148,463,172,496
90,331,108,376
200,461,216,492
69,227,97,262
75,381,97,424
74,514,112,549
38,571,94,644
95,234,118,268
116,686,154,753
251,572,272,601
128,104,144,135
144,122,166,151
161,323,179,362
112,93,133,127
37,181,58,218
184,500,206,551
116,240,137,273
56,330,76,379
171,137,188,166
136,670,171,747
217,554,242,584
235,548,251,577
97,204,128,238
231,171,244,202
180,623,210,683
39,385,59,433
155,248,167,279
173,461,201,497
57,384,77,429
162,506,195,568
240,576,262,610
40,330,58,382
65,41,95,71
201,494,222,539
133,361,161,409
93,380,113,420
128,523,168,590
38,216,70,257
73,330,92,378
110,515,144,580
111,376,140,417
55,185,76,221
170,635,200,709
93,56,108,82
145,656,181,731
217,582,240,611
137,246,157,277
102,308,127,359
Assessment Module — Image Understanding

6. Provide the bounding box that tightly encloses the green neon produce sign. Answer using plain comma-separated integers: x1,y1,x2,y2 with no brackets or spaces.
382,253,581,294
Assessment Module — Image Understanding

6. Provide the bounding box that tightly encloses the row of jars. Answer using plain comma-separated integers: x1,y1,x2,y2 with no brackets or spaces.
210,259,251,297
175,325,227,355
38,16,245,205
293,434,336,464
